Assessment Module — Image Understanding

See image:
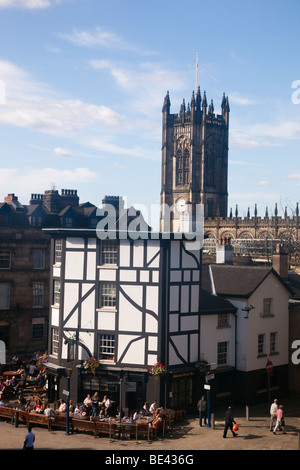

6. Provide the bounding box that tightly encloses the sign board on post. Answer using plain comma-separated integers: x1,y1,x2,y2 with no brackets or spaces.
204,384,211,390
266,360,273,374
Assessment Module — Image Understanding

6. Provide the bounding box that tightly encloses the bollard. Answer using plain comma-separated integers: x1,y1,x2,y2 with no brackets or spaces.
246,405,249,421
211,413,215,429
15,410,19,428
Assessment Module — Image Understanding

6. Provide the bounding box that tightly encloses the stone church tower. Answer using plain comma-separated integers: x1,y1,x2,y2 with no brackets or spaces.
160,88,230,232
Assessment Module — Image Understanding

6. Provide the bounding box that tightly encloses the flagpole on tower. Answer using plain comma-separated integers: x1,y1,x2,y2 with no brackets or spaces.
195,52,198,92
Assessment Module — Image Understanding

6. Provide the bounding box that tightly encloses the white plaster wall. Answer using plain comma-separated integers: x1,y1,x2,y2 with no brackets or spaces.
146,240,160,267
133,240,144,267
65,251,84,280
200,314,236,367
66,237,85,249
241,273,289,372
118,335,145,364
98,310,116,330
118,290,143,332
51,307,59,327
81,285,95,330
86,251,96,281
63,282,79,325
119,240,130,267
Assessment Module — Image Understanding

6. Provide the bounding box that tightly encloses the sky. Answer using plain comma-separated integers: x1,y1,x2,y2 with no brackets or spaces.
0,0,300,230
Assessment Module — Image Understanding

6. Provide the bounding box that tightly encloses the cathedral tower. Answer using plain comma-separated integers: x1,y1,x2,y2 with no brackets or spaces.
160,88,229,232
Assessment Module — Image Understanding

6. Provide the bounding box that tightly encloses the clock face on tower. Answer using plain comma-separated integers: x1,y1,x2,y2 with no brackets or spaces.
176,198,186,213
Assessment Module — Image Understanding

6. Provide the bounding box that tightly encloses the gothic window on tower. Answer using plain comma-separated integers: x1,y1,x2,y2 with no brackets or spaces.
183,149,189,185
176,150,183,185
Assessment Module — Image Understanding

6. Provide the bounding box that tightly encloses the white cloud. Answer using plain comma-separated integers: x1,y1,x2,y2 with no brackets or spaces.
0,166,98,200
0,59,124,136
54,147,71,157
229,92,255,106
58,27,155,55
288,173,300,179
0,0,61,9
257,180,272,186
90,60,186,119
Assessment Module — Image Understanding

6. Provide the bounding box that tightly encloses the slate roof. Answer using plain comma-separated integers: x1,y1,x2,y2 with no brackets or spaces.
206,264,294,298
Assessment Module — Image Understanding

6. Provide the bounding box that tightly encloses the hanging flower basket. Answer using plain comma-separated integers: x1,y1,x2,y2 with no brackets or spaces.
83,357,100,375
36,353,48,367
147,362,167,376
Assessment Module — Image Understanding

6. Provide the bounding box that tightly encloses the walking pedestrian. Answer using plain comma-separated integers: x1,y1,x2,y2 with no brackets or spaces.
223,406,237,438
23,427,35,450
273,405,286,435
197,395,207,426
269,399,278,432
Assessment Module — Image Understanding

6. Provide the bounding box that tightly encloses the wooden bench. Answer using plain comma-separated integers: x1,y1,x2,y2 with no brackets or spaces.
0,406,15,424
95,420,116,439
137,422,153,441
14,409,29,427
49,414,71,432
72,418,97,438
27,412,50,430
175,409,186,422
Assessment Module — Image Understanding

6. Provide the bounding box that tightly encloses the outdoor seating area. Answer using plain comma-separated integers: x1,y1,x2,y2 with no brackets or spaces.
0,356,186,443
0,404,175,442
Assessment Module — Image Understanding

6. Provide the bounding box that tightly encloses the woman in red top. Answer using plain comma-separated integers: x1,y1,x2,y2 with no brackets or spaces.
273,405,286,434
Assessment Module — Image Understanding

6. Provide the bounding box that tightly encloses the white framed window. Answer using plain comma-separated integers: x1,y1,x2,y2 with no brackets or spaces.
51,328,59,357
33,250,45,269
258,334,266,355
100,282,116,308
32,282,44,308
53,280,61,306
218,313,229,328
54,239,62,264
263,298,273,316
217,341,228,365
98,334,115,361
101,240,118,265
0,283,10,309
0,250,11,269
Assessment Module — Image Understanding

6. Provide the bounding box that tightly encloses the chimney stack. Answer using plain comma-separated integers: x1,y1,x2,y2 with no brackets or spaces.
272,243,289,279
216,237,234,265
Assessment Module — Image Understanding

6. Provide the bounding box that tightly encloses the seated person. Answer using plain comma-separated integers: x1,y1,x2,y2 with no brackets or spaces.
44,403,54,416
57,399,67,413
100,395,112,416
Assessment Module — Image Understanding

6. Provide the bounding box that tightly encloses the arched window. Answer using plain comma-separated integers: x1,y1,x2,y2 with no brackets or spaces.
176,150,183,185
183,149,189,184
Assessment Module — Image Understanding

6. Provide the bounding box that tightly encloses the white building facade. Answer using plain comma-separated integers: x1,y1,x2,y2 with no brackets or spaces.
45,228,207,412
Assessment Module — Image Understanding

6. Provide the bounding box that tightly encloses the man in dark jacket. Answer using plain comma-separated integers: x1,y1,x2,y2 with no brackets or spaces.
223,406,237,438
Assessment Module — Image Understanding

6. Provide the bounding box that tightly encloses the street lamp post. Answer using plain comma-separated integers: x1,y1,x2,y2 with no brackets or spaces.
65,368,72,436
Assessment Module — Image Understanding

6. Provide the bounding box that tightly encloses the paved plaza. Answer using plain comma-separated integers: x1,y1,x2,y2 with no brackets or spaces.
1,399,300,452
